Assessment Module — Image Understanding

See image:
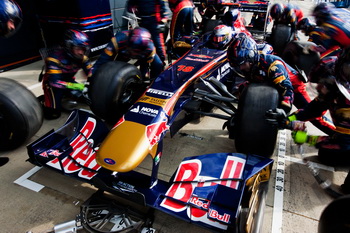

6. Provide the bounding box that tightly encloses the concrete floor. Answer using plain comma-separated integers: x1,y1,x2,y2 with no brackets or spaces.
0,1,349,232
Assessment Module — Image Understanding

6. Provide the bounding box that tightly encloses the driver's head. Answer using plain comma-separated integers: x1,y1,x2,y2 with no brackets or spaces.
0,0,22,37
227,33,259,77
211,24,234,49
127,27,154,59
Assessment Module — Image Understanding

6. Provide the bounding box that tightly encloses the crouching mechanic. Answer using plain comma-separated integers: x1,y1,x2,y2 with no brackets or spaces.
227,33,294,116
285,50,350,194
42,29,92,120
92,27,163,80
230,33,334,135
270,3,304,40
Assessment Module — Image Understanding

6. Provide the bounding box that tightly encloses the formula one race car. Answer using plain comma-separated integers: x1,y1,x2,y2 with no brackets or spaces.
27,9,278,233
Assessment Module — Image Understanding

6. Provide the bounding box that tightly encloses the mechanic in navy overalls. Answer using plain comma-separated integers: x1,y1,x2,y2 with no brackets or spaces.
42,29,92,120
227,33,334,135
127,0,171,64
312,3,350,51
287,50,350,195
296,18,341,58
168,0,194,48
0,0,22,167
92,27,163,80
270,3,304,40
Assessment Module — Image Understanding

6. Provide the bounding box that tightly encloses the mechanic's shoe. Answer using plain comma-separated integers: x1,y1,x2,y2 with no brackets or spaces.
0,157,9,167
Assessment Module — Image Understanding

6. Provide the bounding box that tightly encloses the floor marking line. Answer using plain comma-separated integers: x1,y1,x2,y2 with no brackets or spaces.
14,166,44,192
285,155,335,172
28,82,42,90
271,129,287,233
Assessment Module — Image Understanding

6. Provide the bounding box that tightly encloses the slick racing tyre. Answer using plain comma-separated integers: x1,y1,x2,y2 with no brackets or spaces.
234,83,279,157
282,41,321,78
0,78,43,151
89,61,144,124
270,24,292,56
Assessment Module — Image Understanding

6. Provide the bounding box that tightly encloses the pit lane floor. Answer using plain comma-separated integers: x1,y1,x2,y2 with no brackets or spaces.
1,1,349,232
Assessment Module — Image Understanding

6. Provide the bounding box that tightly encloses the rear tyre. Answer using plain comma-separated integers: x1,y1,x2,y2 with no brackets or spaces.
0,78,43,151
89,61,144,124
234,83,279,157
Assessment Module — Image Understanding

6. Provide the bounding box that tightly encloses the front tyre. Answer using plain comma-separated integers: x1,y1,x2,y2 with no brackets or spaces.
0,78,43,151
89,61,144,124
234,83,279,157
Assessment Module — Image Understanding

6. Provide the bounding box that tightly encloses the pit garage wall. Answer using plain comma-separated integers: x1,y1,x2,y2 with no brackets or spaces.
0,0,128,72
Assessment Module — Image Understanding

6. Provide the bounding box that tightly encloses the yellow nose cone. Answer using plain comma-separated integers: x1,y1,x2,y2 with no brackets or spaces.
96,121,152,172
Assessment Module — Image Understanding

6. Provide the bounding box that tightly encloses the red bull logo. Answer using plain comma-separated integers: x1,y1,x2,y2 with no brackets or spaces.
146,115,169,148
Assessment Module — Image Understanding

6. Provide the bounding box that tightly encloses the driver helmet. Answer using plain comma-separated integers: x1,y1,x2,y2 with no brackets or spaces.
334,47,350,100
222,9,239,26
127,27,154,59
211,24,234,49
227,32,259,72
0,0,22,37
270,3,284,20
64,29,90,60
297,18,315,36
312,2,334,25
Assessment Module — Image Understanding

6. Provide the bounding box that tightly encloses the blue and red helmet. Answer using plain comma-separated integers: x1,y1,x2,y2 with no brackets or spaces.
270,3,284,20
227,33,259,68
0,0,22,37
64,29,90,60
127,27,154,59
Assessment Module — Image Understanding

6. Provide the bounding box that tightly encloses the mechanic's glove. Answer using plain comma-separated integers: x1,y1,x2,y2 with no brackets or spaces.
67,82,85,91
285,114,307,131
291,131,319,146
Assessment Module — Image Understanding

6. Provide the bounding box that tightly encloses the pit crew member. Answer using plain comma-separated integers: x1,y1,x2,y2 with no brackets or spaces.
127,0,171,63
287,49,350,195
228,33,334,135
92,27,163,80
41,29,92,120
